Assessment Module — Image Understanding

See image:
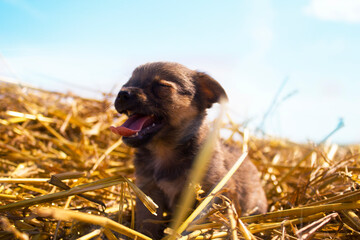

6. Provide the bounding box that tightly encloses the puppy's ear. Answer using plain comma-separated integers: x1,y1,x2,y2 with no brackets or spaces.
195,72,228,109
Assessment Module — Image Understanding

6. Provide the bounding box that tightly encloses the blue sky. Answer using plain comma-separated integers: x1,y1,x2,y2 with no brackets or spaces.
0,0,359,144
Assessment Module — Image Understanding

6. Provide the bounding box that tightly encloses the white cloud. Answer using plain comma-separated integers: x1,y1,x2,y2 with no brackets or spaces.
305,0,360,23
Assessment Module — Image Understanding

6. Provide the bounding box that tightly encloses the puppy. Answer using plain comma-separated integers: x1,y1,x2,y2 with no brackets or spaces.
110,62,267,239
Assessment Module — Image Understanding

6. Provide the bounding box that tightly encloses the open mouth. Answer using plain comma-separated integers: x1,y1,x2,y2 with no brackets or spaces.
110,113,163,143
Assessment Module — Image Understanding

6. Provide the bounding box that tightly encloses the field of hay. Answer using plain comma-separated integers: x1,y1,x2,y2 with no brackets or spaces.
0,80,360,240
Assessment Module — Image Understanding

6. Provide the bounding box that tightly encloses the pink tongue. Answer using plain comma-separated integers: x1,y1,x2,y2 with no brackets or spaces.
110,114,154,137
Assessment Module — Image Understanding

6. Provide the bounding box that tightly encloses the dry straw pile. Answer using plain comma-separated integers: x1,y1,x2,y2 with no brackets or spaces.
0,80,359,240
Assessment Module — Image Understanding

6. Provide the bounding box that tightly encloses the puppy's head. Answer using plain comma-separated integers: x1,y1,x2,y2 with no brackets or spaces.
111,62,227,147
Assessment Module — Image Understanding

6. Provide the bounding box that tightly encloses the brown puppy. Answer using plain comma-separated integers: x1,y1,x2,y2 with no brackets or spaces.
111,62,267,239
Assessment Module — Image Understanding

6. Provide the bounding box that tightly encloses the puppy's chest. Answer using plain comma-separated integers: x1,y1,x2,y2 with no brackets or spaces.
135,150,192,207
155,154,191,207
157,176,187,208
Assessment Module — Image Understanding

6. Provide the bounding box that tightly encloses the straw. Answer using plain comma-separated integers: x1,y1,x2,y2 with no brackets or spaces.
1,80,359,239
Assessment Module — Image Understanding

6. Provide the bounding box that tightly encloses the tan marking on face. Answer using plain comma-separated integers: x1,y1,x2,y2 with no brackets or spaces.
151,79,177,99
158,79,177,89
167,95,198,127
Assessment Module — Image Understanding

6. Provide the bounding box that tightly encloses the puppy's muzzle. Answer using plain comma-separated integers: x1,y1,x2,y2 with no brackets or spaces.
117,90,131,102
115,90,136,114
111,87,163,145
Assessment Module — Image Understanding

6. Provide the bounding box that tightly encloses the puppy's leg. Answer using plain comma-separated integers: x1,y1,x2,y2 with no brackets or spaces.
136,178,168,239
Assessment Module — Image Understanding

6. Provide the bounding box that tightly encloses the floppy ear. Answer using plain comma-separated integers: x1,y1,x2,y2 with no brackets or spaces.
195,72,228,109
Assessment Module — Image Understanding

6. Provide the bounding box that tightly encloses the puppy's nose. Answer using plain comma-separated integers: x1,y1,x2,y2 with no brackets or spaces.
115,90,133,113
117,90,131,102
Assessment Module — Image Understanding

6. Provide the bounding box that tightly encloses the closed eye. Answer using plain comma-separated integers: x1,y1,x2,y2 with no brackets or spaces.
151,80,176,98
156,80,176,88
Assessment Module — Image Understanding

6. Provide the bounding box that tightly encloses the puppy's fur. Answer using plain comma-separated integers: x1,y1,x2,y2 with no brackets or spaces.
111,62,267,239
